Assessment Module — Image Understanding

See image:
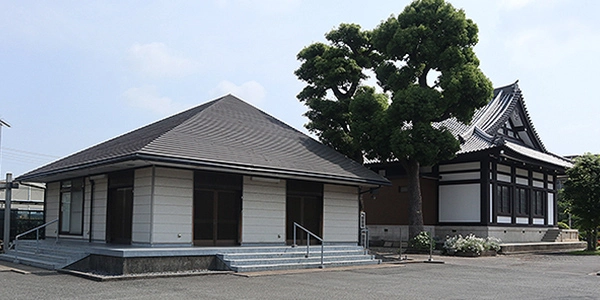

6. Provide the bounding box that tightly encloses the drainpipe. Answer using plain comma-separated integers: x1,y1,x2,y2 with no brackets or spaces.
88,178,95,243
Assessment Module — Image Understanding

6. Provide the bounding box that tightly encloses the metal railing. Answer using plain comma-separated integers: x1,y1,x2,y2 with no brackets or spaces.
292,222,324,268
12,218,58,259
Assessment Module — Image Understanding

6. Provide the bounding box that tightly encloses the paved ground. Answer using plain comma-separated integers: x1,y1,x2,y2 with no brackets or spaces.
1,252,599,299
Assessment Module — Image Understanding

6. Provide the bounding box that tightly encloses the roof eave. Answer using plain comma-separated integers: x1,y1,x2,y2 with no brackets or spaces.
16,153,391,187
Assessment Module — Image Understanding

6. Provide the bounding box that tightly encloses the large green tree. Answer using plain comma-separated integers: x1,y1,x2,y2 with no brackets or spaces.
562,153,600,251
295,23,381,163
370,0,493,238
295,0,493,239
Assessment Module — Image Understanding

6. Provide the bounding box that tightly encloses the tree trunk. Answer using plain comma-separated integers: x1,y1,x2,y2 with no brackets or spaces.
588,228,598,251
404,158,425,239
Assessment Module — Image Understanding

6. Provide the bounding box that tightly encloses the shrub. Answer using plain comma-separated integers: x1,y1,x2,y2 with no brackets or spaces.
409,231,433,251
557,222,570,230
443,234,501,255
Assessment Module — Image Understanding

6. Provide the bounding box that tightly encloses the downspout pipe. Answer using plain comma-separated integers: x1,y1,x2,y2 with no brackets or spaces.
88,178,95,243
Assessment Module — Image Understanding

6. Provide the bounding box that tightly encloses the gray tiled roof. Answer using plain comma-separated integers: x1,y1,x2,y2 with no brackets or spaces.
436,81,571,168
18,95,389,186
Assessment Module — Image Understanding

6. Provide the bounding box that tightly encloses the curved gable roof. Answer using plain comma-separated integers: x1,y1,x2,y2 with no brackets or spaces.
436,81,571,168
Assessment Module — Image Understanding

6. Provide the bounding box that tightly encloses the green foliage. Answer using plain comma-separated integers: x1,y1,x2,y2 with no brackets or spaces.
295,23,381,162
409,231,433,251
443,234,501,255
562,153,600,250
557,221,570,230
371,0,493,166
295,0,493,239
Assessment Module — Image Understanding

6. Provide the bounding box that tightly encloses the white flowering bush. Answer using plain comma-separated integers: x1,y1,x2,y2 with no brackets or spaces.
409,231,433,251
443,234,501,255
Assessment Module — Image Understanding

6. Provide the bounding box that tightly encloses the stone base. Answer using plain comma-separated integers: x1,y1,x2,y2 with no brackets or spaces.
65,254,229,275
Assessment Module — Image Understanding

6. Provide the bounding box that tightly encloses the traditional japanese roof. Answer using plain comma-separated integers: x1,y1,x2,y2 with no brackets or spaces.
17,95,389,186
437,81,572,169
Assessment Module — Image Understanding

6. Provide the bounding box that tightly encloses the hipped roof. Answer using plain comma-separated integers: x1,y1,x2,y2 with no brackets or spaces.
17,95,389,186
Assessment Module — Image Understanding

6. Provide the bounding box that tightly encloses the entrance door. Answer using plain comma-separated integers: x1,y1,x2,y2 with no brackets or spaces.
106,170,134,244
107,187,133,244
193,189,241,246
286,195,322,245
286,180,323,245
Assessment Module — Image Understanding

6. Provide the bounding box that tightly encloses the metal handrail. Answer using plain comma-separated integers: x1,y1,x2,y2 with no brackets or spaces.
12,218,58,259
292,222,324,268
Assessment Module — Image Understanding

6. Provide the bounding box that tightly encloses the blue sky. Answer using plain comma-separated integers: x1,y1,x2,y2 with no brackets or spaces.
1,0,598,177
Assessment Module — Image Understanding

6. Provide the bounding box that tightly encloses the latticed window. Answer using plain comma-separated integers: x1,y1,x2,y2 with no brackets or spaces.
497,185,511,215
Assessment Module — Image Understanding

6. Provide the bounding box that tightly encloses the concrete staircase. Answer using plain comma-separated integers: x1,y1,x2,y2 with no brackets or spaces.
541,229,561,242
0,240,89,270
217,245,380,273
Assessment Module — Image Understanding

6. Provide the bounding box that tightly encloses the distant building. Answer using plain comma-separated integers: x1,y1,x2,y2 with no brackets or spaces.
365,81,573,243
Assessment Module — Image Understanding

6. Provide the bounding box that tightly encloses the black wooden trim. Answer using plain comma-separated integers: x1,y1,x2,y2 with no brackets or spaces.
438,169,480,175
438,179,481,185
481,156,490,226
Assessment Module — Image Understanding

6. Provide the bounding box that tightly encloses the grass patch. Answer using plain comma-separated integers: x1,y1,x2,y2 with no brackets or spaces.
569,249,600,255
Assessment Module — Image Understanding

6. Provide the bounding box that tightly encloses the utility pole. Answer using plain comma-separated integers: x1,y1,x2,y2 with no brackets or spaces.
2,173,18,248
0,119,10,176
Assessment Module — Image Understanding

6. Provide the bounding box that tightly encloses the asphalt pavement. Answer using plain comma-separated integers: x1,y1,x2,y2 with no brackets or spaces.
1,253,599,299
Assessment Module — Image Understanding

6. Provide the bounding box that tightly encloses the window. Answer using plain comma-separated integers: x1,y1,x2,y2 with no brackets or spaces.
60,178,84,235
497,185,511,215
533,190,545,217
516,187,529,216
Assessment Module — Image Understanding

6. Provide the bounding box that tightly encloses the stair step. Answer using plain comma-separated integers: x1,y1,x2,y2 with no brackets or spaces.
0,253,61,270
4,250,70,264
231,259,380,273
223,254,374,266
219,249,366,260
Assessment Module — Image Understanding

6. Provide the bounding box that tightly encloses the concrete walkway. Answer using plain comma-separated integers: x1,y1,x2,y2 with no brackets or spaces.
1,252,599,299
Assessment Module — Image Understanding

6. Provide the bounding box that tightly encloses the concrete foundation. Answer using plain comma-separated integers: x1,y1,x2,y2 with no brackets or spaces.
368,225,569,243
66,254,229,275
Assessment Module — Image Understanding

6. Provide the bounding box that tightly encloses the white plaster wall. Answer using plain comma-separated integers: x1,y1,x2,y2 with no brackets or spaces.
132,168,153,244
497,174,511,183
45,182,60,238
548,193,555,225
533,218,544,225
516,217,529,224
516,177,528,185
439,184,480,222
497,216,512,224
322,184,358,243
150,167,193,245
241,176,286,245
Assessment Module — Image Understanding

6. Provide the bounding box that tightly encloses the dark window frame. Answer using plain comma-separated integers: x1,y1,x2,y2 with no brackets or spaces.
496,184,512,216
532,189,545,217
515,186,529,217
59,178,85,235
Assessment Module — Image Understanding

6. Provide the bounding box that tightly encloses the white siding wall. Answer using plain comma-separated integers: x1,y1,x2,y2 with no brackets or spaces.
90,177,107,242
241,176,286,244
322,184,358,243
45,182,60,238
150,167,193,245
439,184,480,222
132,168,153,244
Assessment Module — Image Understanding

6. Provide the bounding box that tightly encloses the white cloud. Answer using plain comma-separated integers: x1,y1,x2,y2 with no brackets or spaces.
127,42,199,78
122,85,187,115
211,80,266,105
